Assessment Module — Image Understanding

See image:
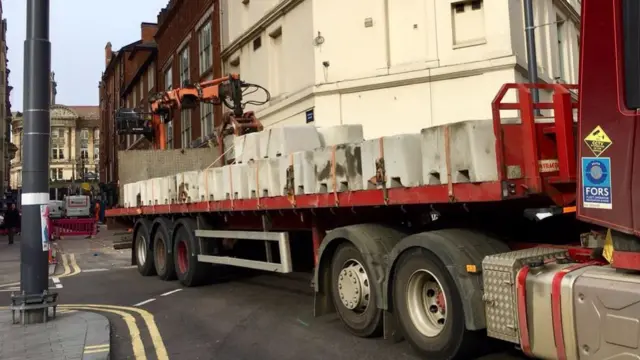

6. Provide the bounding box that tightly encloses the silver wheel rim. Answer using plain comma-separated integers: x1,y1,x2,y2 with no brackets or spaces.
406,269,447,337
337,259,371,312
136,234,148,265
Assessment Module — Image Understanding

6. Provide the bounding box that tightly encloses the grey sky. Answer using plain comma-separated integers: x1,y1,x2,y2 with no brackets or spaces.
5,0,168,112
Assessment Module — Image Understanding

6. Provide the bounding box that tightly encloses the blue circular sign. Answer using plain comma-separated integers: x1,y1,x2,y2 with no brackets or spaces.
585,160,608,185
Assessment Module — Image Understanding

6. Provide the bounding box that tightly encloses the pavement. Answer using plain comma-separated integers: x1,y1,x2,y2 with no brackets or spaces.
0,225,526,360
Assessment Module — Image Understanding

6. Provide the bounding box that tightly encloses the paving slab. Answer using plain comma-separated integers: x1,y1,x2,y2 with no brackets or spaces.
0,309,110,360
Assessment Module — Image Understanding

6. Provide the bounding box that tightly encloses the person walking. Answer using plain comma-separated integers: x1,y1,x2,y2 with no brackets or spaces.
4,203,20,245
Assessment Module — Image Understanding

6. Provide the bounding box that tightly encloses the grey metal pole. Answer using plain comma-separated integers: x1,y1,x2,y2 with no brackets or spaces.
524,0,541,115
19,0,51,324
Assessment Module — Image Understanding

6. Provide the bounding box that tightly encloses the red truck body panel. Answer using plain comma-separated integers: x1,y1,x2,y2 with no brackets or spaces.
577,0,640,236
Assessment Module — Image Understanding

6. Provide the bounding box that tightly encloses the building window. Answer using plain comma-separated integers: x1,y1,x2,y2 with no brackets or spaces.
451,0,485,46
556,16,566,82
200,102,213,138
50,128,64,160
199,22,212,75
253,36,262,51
139,82,144,105
80,129,89,159
179,47,190,87
164,67,173,90
165,122,173,149
181,110,191,148
94,129,100,161
50,168,63,180
132,86,137,108
148,64,155,90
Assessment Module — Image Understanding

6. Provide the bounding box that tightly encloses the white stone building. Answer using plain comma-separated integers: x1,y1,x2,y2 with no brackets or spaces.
220,0,581,139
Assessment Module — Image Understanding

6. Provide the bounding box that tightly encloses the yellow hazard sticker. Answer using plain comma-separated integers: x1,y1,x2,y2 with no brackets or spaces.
584,126,613,157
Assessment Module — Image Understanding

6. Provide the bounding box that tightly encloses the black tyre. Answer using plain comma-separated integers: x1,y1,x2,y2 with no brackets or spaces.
134,220,156,277
330,243,383,338
392,248,481,360
153,221,176,281
173,221,209,287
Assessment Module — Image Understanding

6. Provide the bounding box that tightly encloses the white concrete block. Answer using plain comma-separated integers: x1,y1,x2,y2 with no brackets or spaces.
421,125,448,185
362,134,423,189
141,179,154,206
247,158,281,198
449,120,498,183
313,144,363,193
318,124,364,147
198,169,217,201
123,183,131,207
175,171,200,203
278,151,316,195
212,167,226,201
234,132,262,163
222,163,250,199
261,125,321,158
162,176,177,204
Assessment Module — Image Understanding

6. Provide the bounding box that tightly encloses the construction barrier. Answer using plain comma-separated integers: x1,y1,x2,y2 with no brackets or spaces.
51,218,98,240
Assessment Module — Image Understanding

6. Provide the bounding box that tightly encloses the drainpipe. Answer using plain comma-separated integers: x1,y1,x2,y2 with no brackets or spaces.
524,0,541,115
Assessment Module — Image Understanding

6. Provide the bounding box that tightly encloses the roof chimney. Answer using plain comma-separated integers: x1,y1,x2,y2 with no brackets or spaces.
105,42,112,67
140,23,158,43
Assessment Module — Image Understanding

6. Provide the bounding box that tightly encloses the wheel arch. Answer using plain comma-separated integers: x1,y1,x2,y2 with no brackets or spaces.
313,223,407,316
384,229,509,332
132,217,152,265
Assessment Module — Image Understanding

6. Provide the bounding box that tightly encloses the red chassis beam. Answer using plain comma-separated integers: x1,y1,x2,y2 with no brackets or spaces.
106,180,526,217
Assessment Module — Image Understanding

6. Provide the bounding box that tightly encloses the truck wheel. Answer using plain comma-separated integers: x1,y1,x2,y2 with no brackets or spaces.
173,223,208,287
392,248,480,360
135,220,156,277
330,243,383,338
153,222,176,281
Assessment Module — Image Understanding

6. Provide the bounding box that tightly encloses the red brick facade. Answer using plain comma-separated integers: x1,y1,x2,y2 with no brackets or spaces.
99,0,221,186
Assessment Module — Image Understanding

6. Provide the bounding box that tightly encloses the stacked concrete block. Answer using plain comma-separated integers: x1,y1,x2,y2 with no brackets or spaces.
248,158,281,198
175,171,200,203
141,179,154,206
449,120,498,183
362,134,422,189
278,151,316,195
421,125,448,185
161,176,177,204
123,183,131,207
313,144,363,193
223,163,250,200
212,167,226,201
234,132,262,163
318,124,364,147
260,125,322,158
198,169,217,201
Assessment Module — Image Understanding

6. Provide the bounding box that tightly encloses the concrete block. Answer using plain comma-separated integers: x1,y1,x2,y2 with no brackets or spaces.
175,171,200,203
261,125,321,158
421,125,448,185
313,144,363,193
234,132,262,163
362,134,422,189
162,176,178,204
212,167,226,201
141,179,154,206
248,158,281,198
277,152,313,195
318,124,364,147
123,183,131,207
449,120,498,183
222,163,250,199
198,169,217,201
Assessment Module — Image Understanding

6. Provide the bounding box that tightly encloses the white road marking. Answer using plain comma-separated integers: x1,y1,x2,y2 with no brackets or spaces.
160,289,182,297
83,268,109,273
133,298,156,307
52,277,60,284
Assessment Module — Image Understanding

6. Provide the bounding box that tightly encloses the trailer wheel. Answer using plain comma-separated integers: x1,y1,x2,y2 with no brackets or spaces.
153,222,176,281
135,220,156,277
330,243,383,338
173,223,208,287
393,248,480,360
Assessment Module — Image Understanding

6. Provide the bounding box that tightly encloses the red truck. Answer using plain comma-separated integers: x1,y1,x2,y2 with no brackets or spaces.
106,1,640,359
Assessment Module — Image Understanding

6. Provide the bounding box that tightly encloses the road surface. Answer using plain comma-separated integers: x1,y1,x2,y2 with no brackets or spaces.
0,230,524,360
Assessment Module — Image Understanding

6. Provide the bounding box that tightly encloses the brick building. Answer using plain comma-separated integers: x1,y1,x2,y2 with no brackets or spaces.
155,0,222,149
99,0,222,199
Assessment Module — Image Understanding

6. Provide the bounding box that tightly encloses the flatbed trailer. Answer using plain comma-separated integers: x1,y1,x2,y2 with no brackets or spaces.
106,2,640,359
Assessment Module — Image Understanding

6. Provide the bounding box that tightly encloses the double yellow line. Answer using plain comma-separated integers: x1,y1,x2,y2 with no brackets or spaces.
58,253,81,278
59,303,169,360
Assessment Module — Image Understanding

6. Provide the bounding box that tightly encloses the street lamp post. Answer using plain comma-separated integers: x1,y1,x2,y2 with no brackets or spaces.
16,0,56,324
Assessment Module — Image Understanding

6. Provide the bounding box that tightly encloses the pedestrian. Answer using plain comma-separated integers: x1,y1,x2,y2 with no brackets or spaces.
4,203,20,245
